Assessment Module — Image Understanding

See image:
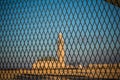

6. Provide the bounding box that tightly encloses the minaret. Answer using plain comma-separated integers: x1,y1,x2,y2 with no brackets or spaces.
57,32,65,68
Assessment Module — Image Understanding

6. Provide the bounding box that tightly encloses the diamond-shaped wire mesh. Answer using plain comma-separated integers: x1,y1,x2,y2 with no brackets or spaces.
0,0,120,80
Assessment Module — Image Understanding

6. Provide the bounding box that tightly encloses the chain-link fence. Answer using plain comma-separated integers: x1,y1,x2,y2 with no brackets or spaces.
0,0,120,80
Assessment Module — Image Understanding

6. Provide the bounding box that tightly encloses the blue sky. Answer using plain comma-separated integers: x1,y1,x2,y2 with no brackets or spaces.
0,0,120,69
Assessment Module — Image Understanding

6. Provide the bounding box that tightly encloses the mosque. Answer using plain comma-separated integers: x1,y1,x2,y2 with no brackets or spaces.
32,33,65,69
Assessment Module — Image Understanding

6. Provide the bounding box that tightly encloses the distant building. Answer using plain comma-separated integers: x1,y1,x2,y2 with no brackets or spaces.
57,32,65,68
32,57,58,69
32,32,65,69
88,63,119,68
78,65,83,69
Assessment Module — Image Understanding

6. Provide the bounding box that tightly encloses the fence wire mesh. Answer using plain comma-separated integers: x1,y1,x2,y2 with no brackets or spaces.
0,0,120,80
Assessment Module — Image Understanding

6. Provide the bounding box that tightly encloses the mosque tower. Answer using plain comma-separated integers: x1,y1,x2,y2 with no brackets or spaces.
57,32,65,68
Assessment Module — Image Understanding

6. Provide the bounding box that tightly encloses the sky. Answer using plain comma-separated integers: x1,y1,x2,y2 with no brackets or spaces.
0,0,120,69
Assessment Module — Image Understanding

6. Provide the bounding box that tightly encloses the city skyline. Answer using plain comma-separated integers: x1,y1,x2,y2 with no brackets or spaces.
0,0,120,69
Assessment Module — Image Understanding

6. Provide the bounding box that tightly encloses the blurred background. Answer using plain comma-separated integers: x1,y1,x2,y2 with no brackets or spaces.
0,0,120,69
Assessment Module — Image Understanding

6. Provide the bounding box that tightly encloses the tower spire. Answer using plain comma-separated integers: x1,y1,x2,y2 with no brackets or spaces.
57,32,65,67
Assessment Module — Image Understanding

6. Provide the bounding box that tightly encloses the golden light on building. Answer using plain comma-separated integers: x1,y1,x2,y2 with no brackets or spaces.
57,32,65,68
32,32,65,69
